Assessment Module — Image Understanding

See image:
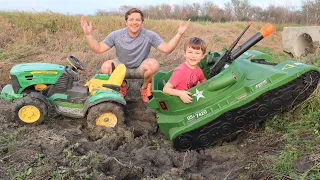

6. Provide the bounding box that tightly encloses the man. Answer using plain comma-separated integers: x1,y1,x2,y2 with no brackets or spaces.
80,8,190,102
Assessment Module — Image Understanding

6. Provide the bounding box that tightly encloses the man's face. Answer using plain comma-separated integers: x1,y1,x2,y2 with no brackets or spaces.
126,12,143,35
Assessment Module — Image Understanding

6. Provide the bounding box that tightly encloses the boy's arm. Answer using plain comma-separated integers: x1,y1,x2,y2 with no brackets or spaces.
199,69,207,83
200,78,207,83
163,82,193,103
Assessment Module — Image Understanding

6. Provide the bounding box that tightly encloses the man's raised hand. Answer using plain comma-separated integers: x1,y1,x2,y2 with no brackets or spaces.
177,19,191,36
80,16,93,36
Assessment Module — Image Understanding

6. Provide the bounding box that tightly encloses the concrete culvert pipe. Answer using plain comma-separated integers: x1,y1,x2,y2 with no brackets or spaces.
293,33,314,57
281,26,320,57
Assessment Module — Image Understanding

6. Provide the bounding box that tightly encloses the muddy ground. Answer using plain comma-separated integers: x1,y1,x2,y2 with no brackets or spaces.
0,79,296,180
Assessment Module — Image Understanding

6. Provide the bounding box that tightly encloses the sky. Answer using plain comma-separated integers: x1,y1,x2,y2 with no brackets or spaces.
0,0,303,15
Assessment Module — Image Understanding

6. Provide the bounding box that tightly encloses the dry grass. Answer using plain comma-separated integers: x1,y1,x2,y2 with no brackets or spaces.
0,11,284,83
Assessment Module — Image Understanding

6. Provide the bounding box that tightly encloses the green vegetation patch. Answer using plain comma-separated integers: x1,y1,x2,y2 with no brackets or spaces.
265,87,320,179
253,45,291,63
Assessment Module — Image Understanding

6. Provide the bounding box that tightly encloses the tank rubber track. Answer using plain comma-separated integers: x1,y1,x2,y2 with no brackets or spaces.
174,70,320,151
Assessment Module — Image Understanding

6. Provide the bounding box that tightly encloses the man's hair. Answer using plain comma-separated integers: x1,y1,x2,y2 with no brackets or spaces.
184,37,206,54
125,8,144,22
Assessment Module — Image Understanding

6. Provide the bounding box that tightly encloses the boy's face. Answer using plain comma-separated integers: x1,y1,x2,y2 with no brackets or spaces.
126,12,143,35
184,46,204,68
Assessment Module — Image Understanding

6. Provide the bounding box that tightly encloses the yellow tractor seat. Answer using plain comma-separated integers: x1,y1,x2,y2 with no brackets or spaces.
85,64,126,95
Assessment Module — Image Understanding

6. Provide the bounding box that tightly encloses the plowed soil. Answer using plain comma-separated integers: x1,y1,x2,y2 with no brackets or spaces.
0,80,288,180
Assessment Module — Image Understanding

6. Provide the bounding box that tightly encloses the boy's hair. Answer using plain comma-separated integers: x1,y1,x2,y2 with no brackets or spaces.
184,37,206,54
125,8,144,22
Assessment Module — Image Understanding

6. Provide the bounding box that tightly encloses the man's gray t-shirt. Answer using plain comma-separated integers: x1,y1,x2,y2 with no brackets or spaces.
103,28,164,68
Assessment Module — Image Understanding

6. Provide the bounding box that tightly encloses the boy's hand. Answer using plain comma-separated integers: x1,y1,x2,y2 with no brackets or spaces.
178,91,193,103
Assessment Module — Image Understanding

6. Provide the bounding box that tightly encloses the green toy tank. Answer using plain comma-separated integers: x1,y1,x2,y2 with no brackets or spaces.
148,23,320,151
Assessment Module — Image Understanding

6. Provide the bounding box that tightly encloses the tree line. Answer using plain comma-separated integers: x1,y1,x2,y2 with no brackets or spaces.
96,0,320,25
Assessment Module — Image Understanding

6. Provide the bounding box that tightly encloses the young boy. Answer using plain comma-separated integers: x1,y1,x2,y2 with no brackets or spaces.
163,37,207,103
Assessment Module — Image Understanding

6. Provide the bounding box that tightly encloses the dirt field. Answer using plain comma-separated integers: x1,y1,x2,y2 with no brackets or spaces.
0,78,296,180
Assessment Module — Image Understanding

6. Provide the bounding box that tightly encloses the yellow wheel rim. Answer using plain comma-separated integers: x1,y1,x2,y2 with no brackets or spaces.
18,105,41,123
96,113,117,127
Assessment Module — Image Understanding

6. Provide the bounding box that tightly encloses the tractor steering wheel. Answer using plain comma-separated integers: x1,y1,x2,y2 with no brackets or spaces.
67,56,86,71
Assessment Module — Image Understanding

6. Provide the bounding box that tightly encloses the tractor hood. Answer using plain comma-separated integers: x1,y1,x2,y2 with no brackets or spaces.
8,63,66,94
10,63,65,75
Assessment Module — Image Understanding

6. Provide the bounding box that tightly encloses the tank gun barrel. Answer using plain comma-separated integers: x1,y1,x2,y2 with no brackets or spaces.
209,21,252,77
231,23,275,60
209,23,275,77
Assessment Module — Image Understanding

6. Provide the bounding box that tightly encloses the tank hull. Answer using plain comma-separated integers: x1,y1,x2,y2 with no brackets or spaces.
148,50,320,151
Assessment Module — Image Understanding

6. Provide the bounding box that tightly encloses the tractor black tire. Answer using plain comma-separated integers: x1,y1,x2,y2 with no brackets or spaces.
87,102,125,130
13,96,48,125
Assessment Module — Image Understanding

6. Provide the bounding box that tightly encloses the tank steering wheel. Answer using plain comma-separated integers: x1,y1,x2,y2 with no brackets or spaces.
67,56,86,71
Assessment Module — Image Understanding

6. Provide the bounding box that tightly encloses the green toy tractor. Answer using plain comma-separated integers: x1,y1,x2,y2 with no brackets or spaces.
148,23,320,151
1,56,127,129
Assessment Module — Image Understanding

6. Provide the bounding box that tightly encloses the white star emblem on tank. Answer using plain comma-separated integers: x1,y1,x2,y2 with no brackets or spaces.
192,89,205,101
